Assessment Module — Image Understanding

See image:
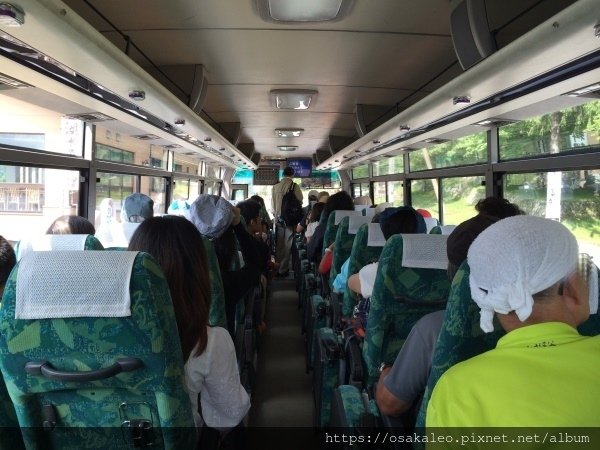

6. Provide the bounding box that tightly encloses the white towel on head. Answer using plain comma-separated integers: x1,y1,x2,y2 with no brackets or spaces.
467,216,578,333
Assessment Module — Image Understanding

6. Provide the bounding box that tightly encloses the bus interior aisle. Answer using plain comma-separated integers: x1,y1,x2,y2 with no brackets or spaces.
247,275,324,448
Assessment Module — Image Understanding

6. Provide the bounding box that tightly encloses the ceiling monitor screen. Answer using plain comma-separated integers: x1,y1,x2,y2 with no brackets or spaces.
286,158,312,178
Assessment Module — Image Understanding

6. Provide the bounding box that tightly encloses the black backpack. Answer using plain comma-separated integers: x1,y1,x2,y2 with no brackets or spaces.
280,182,303,226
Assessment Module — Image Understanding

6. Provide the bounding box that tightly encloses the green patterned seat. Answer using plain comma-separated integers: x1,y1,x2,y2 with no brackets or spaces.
362,234,451,385
322,212,339,258
15,235,104,260
341,224,383,316
330,216,357,291
415,262,504,428
201,236,227,328
0,251,196,449
416,262,600,428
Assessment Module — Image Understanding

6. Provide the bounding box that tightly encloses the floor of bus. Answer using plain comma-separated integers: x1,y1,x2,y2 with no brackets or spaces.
249,275,314,428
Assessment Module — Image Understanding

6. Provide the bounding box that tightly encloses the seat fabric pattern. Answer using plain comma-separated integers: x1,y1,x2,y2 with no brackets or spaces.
341,224,383,316
415,262,504,428
330,216,356,291
202,237,227,328
0,252,196,449
363,235,450,385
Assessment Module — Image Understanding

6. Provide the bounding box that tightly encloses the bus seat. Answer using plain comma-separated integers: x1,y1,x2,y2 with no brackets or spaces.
16,234,103,260
0,251,196,449
415,262,505,428
342,223,384,316
423,217,439,234
362,234,451,385
0,371,25,450
330,216,357,292
202,237,227,328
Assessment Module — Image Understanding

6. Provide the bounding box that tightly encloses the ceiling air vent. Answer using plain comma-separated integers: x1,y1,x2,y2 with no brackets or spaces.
132,134,160,140
64,112,115,122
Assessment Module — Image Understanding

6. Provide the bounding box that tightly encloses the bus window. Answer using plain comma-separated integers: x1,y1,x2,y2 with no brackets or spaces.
504,169,600,261
441,176,485,225
0,165,80,241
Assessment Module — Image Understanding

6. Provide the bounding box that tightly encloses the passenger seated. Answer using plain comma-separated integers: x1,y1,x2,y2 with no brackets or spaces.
376,309,444,416
237,199,272,276
128,215,250,430
296,190,319,233
347,206,426,299
0,236,16,298
97,193,154,247
446,197,523,280
46,215,96,235
305,202,325,244
190,195,261,336
249,194,272,231
307,191,354,263
427,215,600,427
375,199,521,420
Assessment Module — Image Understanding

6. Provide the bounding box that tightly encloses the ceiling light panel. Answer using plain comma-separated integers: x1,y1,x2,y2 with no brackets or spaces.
275,128,304,137
270,89,317,110
278,146,298,152
268,0,343,21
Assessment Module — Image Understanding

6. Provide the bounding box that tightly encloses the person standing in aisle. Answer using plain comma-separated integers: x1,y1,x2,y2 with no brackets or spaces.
271,166,303,277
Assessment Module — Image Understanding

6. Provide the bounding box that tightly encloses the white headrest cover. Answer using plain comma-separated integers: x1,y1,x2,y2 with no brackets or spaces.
440,225,456,235
401,234,449,270
363,208,376,217
16,251,138,319
334,210,361,225
348,216,372,235
18,234,89,261
367,223,386,247
354,205,369,212
423,217,438,233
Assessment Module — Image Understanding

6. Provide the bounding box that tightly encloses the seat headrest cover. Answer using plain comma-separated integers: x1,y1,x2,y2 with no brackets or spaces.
17,234,89,261
423,217,438,233
334,210,361,225
440,225,456,235
367,223,386,247
401,234,449,270
348,216,372,235
468,215,578,333
363,208,376,217
16,251,138,319
168,199,192,219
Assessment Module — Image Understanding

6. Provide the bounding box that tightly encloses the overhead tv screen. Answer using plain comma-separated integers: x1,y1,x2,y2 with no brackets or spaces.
286,158,312,178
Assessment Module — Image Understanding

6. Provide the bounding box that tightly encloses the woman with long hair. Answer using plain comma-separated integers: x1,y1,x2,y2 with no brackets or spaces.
128,215,250,430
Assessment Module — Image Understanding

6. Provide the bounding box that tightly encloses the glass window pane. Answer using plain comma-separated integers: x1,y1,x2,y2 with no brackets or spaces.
504,169,600,261
352,184,361,198
373,182,386,205
0,165,80,241
205,165,220,179
0,93,84,156
361,183,370,197
189,180,200,202
174,153,199,174
141,176,167,215
95,173,136,226
373,155,403,176
352,165,369,179
95,125,169,169
409,133,487,172
387,181,404,206
499,99,600,161
173,178,190,200
441,176,485,225
411,179,439,221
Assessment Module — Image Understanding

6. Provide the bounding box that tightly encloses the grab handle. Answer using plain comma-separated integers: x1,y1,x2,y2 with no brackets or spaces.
25,357,143,382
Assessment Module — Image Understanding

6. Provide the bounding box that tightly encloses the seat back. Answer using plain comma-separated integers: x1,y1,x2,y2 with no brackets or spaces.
330,216,357,290
16,234,103,260
202,237,227,328
423,217,439,233
341,224,384,316
362,234,451,384
0,251,196,449
415,262,504,427
322,212,339,257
